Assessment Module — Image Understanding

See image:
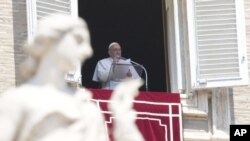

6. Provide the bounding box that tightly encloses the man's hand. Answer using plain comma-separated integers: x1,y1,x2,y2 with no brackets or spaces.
126,69,132,78
113,56,119,64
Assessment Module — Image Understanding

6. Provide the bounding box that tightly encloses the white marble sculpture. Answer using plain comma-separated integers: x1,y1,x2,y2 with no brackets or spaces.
0,14,144,141
109,79,144,141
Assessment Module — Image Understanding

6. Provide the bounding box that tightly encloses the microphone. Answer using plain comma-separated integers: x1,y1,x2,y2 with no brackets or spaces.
119,56,127,60
120,57,149,91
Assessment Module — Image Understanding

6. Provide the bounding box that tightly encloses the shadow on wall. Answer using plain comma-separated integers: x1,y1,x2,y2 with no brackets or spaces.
12,0,28,86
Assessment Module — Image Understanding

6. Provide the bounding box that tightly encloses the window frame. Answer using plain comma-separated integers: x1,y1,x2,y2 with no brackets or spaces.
168,0,248,93
185,0,248,89
26,0,81,86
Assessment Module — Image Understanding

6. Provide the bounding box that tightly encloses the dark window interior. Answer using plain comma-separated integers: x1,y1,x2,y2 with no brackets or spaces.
79,0,167,92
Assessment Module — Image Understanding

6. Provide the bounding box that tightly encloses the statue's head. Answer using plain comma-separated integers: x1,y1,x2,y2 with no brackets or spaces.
21,14,93,80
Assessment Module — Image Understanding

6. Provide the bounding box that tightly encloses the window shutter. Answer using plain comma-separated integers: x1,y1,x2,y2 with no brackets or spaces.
36,0,73,19
246,1,250,81
187,0,248,89
26,0,81,86
27,0,78,39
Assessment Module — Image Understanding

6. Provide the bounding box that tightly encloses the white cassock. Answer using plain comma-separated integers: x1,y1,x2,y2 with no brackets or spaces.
92,57,140,89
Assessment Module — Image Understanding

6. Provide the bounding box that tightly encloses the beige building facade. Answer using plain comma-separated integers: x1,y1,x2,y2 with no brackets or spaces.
0,0,250,140
0,0,26,92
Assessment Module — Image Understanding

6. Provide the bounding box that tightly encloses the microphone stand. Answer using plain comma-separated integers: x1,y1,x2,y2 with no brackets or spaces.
130,60,149,92
119,57,148,91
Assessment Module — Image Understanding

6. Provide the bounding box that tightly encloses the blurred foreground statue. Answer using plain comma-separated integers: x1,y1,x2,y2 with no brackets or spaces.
110,80,144,141
0,14,144,141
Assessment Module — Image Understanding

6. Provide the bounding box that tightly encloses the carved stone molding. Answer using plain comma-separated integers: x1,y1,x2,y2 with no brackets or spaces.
182,88,231,141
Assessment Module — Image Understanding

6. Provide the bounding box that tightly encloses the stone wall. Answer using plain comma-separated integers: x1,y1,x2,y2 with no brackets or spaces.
0,0,15,94
0,0,27,94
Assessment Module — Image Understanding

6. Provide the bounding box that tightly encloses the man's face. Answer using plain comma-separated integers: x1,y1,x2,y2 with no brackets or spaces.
108,44,122,59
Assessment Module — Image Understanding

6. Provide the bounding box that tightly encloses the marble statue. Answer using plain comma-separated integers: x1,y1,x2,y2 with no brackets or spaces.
109,79,144,141
0,14,144,141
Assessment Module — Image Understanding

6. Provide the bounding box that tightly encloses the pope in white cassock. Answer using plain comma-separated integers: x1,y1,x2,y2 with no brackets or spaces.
92,42,141,89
